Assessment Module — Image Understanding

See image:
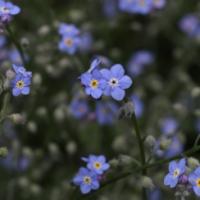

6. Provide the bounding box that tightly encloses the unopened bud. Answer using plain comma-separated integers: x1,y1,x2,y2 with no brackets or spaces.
109,159,119,168
9,113,25,124
159,137,171,150
145,135,156,148
118,101,134,119
0,147,8,157
188,157,200,170
6,69,15,80
140,176,154,189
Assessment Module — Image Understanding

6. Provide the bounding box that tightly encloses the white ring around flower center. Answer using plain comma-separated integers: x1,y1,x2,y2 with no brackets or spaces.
109,78,119,88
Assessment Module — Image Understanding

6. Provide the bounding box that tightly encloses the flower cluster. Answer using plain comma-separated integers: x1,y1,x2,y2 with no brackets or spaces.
164,159,200,197
10,64,32,96
0,0,20,24
73,155,110,194
58,23,81,55
80,59,132,101
119,0,166,15
179,14,200,38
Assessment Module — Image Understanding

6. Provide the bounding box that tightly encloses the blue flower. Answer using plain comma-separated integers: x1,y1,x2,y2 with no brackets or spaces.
160,117,178,135
179,14,199,37
82,155,110,175
58,23,80,36
128,50,154,76
189,167,200,197
73,167,100,194
100,64,132,101
152,0,166,9
12,64,32,77
80,69,106,99
0,35,6,48
58,35,80,55
130,94,144,118
164,159,186,188
11,74,31,96
119,0,153,14
95,101,118,125
0,1,21,15
69,98,89,119
79,32,93,53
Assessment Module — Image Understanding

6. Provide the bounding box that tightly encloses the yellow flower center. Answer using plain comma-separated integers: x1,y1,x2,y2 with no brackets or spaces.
196,178,200,187
173,169,180,177
90,79,99,89
64,38,73,47
93,162,102,170
16,80,25,89
83,176,92,185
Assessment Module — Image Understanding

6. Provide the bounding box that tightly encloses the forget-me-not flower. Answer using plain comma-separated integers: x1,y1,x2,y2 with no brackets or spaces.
189,167,200,197
164,159,186,188
73,167,100,194
82,155,110,175
100,64,132,101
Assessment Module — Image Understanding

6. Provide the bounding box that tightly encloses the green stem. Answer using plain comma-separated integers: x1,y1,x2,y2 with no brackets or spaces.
5,25,26,66
0,93,10,123
132,112,147,199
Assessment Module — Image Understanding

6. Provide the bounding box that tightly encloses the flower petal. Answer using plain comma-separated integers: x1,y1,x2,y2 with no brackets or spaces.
119,75,132,89
111,64,125,78
111,87,125,101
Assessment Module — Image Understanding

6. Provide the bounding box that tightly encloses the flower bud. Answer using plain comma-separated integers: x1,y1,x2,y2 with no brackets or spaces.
144,135,156,148
118,101,134,119
140,176,154,189
6,69,15,80
0,147,8,157
109,158,120,168
187,157,200,169
118,154,134,165
65,141,77,155
159,137,171,150
8,113,25,124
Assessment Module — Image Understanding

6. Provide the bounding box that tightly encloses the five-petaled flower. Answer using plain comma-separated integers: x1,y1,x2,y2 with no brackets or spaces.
73,167,100,194
189,167,200,196
10,64,32,97
101,64,132,101
164,159,186,188
80,69,106,99
82,155,110,175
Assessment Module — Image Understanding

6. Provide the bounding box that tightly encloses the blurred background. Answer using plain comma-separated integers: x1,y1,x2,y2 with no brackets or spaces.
0,0,200,199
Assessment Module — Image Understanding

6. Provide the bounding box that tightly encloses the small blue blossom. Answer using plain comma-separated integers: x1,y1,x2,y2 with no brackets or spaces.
100,64,132,101
130,94,144,118
80,69,106,99
69,98,89,119
73,167,100,194
160,117,178,135
119,0,153,14
58,35,80,55
0,34,6,47
82,155,110,175
128,50,154,76
11,74,31,96
79,32,93,53
95,101,118,125
103,0,118,18
0,1,20,16
164,159,186,188
189,167,200,197
58,23,80,36
179,14,200,37
12,64,32,77
152,0,166,9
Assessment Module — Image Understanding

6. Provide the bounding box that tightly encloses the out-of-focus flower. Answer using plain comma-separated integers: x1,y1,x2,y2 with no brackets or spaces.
79,32,93,53
128,50,154,76
189,167,200,196
160,117,178,135
69,98,89,119
73,167,100,194
58,23,81,55
82,155,110,175
58,35,80,55
80,69,106,99
119,0,153,15
0,34,6,47
102,0,118,18
58,23,80,36
179,14,200,37
9,49,23,65
101,64,132,101
152,0,166,9
164,159,186,188
130,94,144,118
95,101,118,125
0,1,21,23
148,188,162,200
